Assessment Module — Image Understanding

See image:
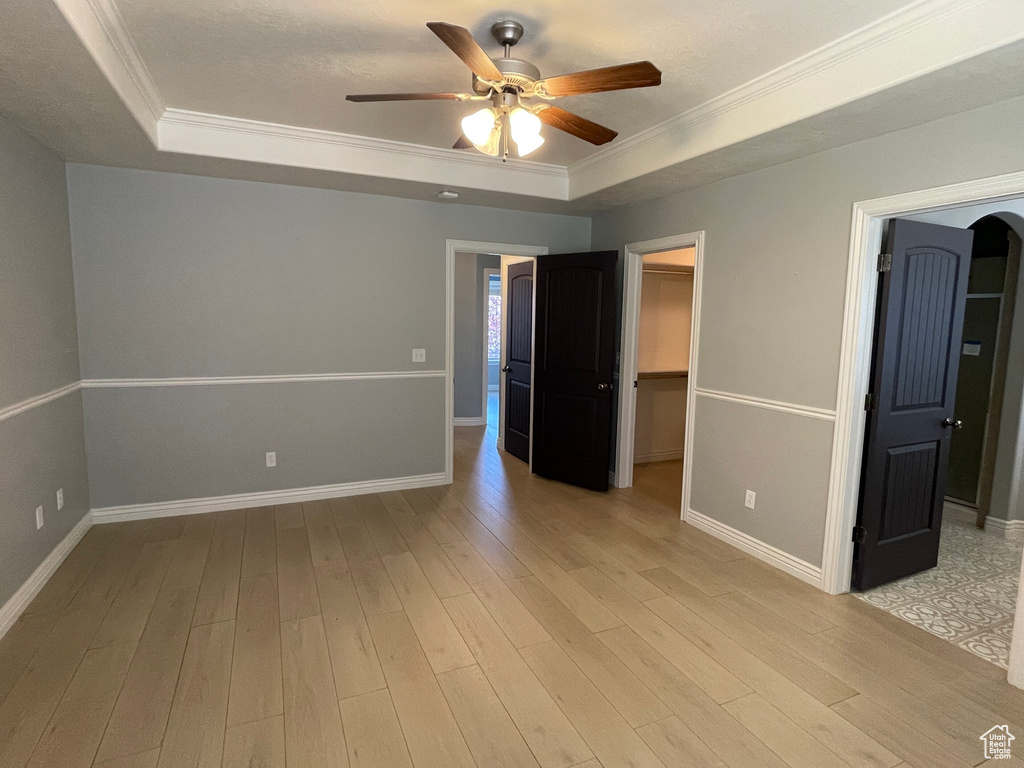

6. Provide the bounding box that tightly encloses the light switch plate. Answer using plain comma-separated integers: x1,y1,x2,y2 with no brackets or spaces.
744,490,756,510
36,506,44,530
266,451,277,468
57,488,64,510
412,348,426,363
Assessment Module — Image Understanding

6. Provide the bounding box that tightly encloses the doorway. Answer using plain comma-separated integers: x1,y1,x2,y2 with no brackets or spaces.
616,232,704,520
497,255,536,463
632,248,695,510
483,267,501,427
445,240,549,485
829,194,1024,672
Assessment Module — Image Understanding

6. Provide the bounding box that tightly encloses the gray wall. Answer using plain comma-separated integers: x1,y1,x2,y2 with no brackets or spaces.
0,114,89,607
454,252,500,419
67,165,589,508
593,94,1024,568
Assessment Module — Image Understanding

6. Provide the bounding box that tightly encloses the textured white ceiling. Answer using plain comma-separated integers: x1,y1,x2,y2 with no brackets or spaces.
4,0,1024,214
114,0,912,165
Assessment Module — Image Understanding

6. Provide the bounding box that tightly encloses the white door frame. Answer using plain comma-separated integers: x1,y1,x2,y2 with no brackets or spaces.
825,170,1024,690
615,231,705,522
482,267,499,424
822,170,1024,602
446,240,547,482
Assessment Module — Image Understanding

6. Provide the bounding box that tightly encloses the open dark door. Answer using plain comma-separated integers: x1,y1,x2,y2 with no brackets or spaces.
853,219,973,590
532,251,617,492
503,260,533,464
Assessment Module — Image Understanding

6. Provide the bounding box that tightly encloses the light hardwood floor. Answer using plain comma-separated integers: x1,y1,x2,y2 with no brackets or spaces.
3,418,1024,768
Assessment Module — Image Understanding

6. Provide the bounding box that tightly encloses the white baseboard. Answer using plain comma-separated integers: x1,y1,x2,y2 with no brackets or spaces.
685,508,823,589
92,472,449,523
634,449,684,464
984,516,1024,542
454,417,487,427
0,512,93,639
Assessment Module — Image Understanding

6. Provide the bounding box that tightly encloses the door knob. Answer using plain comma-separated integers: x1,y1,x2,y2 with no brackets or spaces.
501,365,512,372
597,383,610,391
943,417,963,429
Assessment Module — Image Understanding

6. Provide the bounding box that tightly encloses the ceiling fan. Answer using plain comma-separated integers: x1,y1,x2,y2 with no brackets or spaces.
346,20,661,161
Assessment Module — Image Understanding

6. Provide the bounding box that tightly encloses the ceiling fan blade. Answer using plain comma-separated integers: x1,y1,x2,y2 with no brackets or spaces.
346,92,469,102
453,135,473,149
426,22,504,82
536,106,618,145
536,61,661,97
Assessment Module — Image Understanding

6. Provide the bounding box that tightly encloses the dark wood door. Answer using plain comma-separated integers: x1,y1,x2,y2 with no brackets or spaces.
532,250,618,492
503,260,534,464
853,219,974,590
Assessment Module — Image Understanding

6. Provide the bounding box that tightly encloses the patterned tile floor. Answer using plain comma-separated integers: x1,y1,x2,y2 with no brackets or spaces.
856,518,1023,668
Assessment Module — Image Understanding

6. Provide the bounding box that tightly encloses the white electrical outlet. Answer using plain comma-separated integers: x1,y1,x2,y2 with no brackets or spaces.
412,348,426,363
744,490,756,510
57,488,64,510
35,506,44,530
266,451,277,468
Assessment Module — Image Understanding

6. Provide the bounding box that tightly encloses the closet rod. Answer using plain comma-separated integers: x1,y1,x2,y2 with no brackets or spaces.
642,268,694,275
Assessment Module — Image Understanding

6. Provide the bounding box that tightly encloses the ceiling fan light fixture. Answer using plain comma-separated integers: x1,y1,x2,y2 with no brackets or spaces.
461,107,498,147
513,131,544,157
509,107,544,157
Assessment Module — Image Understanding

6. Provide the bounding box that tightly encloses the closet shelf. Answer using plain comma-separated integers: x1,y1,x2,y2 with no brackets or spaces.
642,264,694,275
638,370,688,379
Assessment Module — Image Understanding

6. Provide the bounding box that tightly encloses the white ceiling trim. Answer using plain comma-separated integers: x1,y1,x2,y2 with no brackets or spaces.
569,0,1023,198
157,109,569,200
52,0,1024,202
51,0,163,143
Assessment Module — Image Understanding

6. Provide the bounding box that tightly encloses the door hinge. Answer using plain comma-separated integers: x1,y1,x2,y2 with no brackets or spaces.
853,525,868,544
877,253,892,272
864,393,878,412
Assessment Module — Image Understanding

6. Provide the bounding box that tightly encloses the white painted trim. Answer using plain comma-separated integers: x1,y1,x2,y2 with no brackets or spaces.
694,388,837,422
58,0,1024,201
448,241,547,481
51,0,163,143
454,417,487,427
159,110,569,201
0,381,82,424
984,517,1024,541
634,450,684,464
615,232,704,510
482,266,500,426
824,168,1024,598
686,508,823,588
0,513,93,640
81,371,444,388
569,0,1024,198
92,472,447,523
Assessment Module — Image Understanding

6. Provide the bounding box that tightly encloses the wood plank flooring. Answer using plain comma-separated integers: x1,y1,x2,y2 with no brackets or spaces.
2,419,1024,767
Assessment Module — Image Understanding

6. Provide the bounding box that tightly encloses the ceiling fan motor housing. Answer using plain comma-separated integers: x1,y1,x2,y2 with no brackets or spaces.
470,20,540,94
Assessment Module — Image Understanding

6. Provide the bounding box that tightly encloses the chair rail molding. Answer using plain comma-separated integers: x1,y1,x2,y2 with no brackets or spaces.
0,381,82,424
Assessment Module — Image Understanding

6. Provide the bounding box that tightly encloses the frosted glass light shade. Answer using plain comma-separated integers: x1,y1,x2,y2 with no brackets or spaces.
461,108,497,146
509,108,544,157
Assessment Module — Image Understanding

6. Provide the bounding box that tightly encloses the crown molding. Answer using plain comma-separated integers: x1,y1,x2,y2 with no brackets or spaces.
52,0,163,143
569,0,1024,198
53,0,1024,202
158,109,570,200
